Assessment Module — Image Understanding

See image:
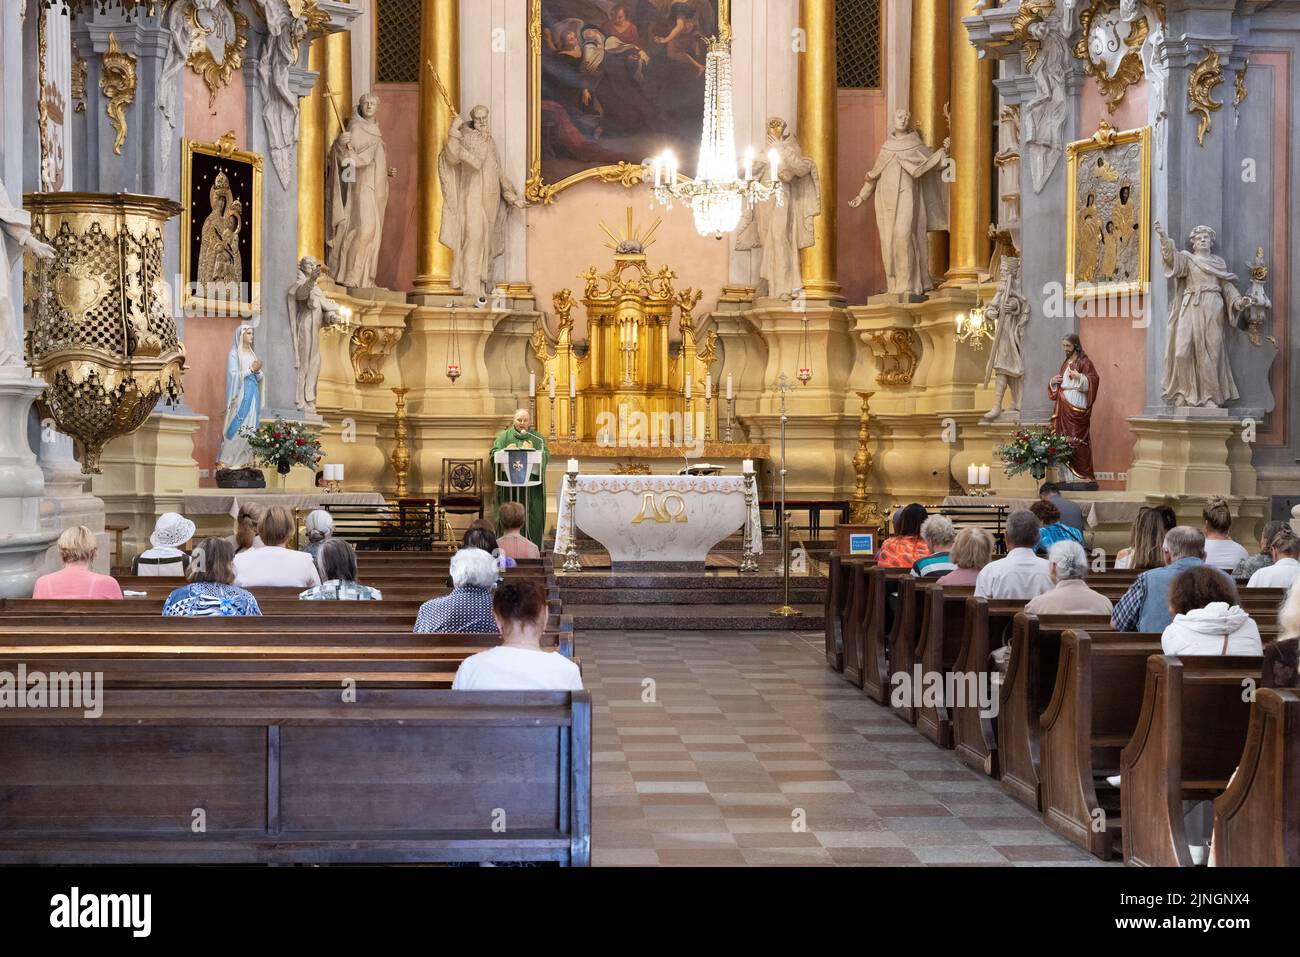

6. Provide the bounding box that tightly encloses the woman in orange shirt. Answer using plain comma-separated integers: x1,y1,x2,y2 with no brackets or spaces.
875,503,931,568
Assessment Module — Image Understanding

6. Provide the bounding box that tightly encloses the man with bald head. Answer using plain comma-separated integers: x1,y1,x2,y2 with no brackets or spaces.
489,408,550,550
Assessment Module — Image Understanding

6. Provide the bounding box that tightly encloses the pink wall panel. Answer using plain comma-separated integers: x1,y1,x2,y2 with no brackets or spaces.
372,84,420,292
838,89,887,303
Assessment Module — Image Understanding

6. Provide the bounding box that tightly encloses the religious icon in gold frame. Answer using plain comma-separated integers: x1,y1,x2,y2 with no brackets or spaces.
180,131,262,318
1065,120,1150,300
526,0,722,205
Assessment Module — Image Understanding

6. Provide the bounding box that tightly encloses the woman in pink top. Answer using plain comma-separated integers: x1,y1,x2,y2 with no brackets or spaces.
32,525,123,600
936,526,994,587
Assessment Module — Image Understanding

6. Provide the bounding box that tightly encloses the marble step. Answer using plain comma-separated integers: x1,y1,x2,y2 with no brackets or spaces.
565,603,825,631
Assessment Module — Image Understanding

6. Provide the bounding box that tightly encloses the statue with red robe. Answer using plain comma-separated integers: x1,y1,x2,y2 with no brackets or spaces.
1047,333,1100,482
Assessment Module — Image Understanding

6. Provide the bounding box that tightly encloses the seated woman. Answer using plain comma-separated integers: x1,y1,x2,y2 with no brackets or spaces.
1161,565,1263,656
228,503,264,554
415,547,499,633
132,512,196,576
232,505,322,589
162,538,261,617
1265,581,1300,690
301,509,334,564
1030,499,1084,554
33,525,123,600
936,527,993,586
911,515,957,577
452,580,582,690
874,503,930,568
1246,525,1300,590
1116,505,1176,571
300,539,382,601
496,501,541,561
1201,496,1249,572
464,521,517,569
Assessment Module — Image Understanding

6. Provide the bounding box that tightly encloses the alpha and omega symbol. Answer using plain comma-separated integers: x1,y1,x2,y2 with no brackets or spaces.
631,492,689,525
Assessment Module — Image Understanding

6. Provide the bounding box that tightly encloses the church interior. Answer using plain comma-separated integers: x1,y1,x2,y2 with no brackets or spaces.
0,0,1297,882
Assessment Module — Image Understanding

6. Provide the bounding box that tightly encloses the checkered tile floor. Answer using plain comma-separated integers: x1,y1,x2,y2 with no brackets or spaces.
584,630,1106,867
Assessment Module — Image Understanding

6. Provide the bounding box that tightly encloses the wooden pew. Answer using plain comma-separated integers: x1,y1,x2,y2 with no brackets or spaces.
824,553,865,672
914,583,974,748
1039,628,1161,858
841,562,870,687
0,688,592,865
1120,654,1261,867
998,611,1113,809
1212,688,1300,867
860,568,907,703
886,576,932,724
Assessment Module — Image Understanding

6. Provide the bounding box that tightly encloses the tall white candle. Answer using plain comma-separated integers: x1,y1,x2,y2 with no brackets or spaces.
743,147,754,182
684,374,691,398
979,464,991,486
529,372,536,396
705,374,712,400
336,464,345,482
967,464,978,486
726,373,733,400
742,459,754,475
768,148,780,184
569,373,576,398
567,458,579,473
548,374,556,399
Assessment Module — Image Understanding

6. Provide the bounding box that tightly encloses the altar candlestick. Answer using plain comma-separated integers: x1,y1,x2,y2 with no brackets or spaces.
567,458,579,473
705,374,712,400
684,374,691,398
726,373,733,401
569,373,576,398
548,374,555,399
742,459,754,475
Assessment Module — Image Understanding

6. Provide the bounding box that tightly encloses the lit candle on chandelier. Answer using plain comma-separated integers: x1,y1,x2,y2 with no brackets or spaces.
743,146,754,182
653,155,663,188
768,148,780,184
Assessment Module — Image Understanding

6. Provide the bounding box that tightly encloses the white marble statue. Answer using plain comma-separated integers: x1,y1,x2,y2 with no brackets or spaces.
1139,16,1169,170
216,323,264,469
287,256,342,415
256,0,311,188
982,255,1030,422
1155,222,1251,409
0,178,55,369
157,0,195,170
849,109,950,297
735,118,821,300
438,105,527,298
1022,14,1070,193
326,93,396,289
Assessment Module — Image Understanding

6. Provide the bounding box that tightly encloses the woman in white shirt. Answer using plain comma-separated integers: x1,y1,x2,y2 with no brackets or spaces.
232,505,321,589
1161,564,1263,657
1246,525,1300,590
1200,496,1249,572
452,580,582,691
133,512,195,576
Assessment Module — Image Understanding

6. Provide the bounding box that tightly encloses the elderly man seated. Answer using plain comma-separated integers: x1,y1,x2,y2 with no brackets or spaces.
1023,540,1114,616
414,547,501,633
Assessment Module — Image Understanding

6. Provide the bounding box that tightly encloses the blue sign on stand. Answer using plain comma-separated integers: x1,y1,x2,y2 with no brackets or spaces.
848,533,875,556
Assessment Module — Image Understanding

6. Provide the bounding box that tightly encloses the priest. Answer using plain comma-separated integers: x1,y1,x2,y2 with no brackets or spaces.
490,409,550,550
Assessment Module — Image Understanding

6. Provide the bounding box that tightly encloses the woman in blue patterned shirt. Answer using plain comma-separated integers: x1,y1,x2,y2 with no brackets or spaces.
162,538,262,617
414,547,499,633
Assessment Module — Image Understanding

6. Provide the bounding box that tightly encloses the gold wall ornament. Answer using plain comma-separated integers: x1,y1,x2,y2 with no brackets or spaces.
390,387,411,499
864,328,919,387
1234,61,1249,107
1074,0,1162,113
611,461,652,475
23,191,186,474
350,326,403,385
1065,120,1151,300
100,33,137,156
184,0,250,107
1188,46,1225,146
71,50,88,113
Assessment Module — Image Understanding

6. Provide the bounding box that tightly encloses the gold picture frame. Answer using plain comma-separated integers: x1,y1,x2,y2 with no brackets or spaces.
180,131,262,317
1065,120,1150,301
526,0,723,205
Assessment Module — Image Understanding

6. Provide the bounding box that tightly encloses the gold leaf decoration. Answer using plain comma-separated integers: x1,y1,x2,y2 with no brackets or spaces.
1189,46,1225,147
100,33,137,156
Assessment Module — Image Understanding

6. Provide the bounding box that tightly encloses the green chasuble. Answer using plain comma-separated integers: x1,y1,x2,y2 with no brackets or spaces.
489,427,550,549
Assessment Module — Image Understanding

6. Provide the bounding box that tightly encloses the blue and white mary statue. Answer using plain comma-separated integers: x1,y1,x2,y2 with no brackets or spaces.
216,323,264,469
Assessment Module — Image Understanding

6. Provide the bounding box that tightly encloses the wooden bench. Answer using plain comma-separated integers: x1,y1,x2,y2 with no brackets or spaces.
885,576,933,725
0,688,591,865
913,584,974,749
1212,688,1300,867
1120,654,1261,867
998,611,1113,810
824,553,867,672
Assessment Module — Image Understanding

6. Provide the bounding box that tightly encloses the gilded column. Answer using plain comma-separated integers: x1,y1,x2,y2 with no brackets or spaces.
297,31,353,262
909,0,950,278
797,0,840,300
414,0,460,295
944,0,992,284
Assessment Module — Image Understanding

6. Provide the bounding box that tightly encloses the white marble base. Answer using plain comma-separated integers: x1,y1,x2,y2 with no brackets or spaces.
555,474,762,567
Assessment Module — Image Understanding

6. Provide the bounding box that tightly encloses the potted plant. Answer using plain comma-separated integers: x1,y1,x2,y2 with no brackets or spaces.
993,426,1078,482
243,418,323,485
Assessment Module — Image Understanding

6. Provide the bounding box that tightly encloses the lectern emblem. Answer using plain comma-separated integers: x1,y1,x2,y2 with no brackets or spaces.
631,492,688,524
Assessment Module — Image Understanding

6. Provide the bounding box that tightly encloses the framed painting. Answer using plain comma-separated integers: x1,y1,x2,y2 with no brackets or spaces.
527,0,721,204
180,131,262,317
1065,120,1150,300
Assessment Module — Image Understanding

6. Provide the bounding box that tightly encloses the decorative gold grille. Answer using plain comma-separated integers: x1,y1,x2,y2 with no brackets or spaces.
836,0,883,90
376,0,422,84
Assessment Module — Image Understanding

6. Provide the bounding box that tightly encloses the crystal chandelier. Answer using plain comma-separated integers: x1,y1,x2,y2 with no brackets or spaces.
648,4,782,239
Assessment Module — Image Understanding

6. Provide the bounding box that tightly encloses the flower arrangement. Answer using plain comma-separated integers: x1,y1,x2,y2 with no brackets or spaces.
242,418,323,475
993,426,1077,480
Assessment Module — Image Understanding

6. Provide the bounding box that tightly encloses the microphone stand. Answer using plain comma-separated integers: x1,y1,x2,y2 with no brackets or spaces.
770,373,799,617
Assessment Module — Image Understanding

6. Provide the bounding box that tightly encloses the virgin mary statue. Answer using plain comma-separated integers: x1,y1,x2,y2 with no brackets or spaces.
217,324,264,470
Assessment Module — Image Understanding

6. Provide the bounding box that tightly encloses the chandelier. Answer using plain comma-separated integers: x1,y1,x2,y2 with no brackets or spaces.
955,299,993,350
648,3,782,239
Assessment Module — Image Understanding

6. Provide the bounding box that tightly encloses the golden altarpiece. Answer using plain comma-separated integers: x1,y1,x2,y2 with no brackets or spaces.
532,215,767,468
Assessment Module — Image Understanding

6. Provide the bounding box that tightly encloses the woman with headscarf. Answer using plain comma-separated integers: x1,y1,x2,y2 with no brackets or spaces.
216,324,264,470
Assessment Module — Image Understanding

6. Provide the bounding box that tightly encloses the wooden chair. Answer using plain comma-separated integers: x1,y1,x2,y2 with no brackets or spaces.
440,458,484,522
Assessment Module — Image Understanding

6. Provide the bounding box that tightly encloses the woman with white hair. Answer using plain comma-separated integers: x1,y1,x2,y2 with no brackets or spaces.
301,509,334,563
911,514,958,578
413,547,500,633
1023,539,1114,615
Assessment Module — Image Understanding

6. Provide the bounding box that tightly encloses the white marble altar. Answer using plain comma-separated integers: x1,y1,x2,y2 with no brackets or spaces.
554,475,762,568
